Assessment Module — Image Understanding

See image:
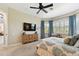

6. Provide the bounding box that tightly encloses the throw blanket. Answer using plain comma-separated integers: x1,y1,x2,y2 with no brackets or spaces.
36,37,79,56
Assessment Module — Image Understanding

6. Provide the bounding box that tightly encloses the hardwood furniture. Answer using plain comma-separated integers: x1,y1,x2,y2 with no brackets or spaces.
22,33,38,44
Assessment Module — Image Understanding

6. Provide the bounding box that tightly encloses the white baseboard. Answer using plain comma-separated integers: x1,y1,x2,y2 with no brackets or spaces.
8,42,22,47
2,42,22,47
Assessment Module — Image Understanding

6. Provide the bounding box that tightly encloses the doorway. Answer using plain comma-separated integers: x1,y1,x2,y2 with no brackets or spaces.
0,12,8,46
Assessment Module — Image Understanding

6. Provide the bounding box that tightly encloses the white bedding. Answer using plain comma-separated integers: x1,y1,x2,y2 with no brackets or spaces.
42,37,79,51
43,37,64,44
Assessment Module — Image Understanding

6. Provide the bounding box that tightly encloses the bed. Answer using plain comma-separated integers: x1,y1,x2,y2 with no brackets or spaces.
36,37,79,56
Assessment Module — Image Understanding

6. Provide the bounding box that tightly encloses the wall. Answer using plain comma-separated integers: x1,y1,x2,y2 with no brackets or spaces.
0,4,41,45
0,4,8,14
8,8,41,44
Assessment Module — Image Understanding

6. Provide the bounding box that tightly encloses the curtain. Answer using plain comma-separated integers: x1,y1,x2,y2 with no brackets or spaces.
48,20,53,37
40,20,45,39
69,15,76,36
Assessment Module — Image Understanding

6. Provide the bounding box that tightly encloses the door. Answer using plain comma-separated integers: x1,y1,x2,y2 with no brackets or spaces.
0,12,8,46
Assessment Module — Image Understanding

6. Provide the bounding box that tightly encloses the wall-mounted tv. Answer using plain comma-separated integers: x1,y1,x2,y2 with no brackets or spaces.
23,23,36,31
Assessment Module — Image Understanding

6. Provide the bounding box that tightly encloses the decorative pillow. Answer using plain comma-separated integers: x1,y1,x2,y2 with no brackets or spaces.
61,34,68,38
69,35,79,46
64,37,71,44
74,40,79,48
69,40,74,46
52,33,61,38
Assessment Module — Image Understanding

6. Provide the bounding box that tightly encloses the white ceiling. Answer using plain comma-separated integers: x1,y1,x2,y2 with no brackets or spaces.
4,3,79,18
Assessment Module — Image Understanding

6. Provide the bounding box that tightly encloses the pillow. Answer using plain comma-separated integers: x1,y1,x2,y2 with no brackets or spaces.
69,40,75,46
74,40,79,48
60,34,66,38
64,36,72,44
69,35,79,46
52,33,61,38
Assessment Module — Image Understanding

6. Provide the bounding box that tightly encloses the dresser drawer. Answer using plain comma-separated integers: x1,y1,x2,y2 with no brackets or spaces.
22,34,38,44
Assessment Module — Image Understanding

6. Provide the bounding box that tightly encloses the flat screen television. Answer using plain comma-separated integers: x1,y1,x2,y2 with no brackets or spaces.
23,23,36,31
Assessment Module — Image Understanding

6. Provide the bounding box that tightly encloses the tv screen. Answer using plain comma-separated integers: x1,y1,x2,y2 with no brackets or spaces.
23,23,36,31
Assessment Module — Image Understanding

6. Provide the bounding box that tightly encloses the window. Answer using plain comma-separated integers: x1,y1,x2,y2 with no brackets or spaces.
53,17,69,35
44,21,49,37
76,13,79,34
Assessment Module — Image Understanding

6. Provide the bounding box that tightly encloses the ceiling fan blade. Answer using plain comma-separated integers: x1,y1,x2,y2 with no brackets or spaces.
42,9,48,13
43,4,53,8
30,7,39,9
37,9,41,14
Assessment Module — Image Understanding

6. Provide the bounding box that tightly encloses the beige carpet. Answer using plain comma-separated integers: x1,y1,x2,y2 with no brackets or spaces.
0,40,41,56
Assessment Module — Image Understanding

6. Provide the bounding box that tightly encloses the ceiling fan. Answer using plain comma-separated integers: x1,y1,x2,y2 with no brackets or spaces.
30,3,53,14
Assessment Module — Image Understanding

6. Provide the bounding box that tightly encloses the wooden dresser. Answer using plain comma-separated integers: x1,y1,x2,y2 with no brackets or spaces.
22,33,38,44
